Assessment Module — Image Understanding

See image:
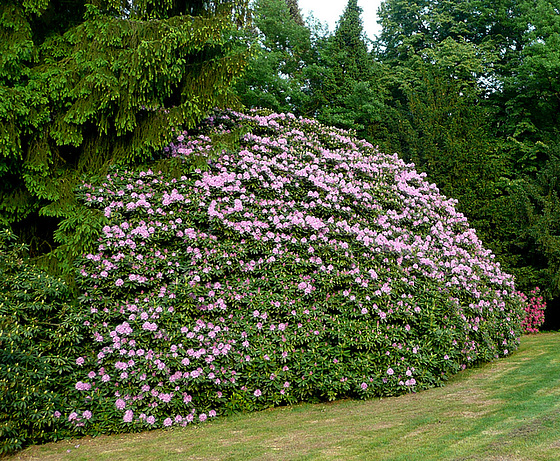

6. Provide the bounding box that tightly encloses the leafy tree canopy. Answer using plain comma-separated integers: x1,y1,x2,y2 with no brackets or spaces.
235,0,312,114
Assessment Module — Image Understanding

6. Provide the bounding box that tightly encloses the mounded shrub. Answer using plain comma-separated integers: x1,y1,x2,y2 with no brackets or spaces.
67,110,523,433
0,229,84,454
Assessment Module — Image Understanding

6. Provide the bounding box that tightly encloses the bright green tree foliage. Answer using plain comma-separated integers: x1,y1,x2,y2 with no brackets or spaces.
235,0,312,114
236,0,389,143
377,0,524,66
498,0,560,158
0,0,250,242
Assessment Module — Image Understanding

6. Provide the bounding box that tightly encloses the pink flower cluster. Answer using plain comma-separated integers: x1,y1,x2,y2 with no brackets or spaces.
519,287,546,334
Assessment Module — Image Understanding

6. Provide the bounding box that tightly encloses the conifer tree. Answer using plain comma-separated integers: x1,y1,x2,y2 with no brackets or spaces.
332,0,371,80
284,0,305,26
310,0,386,141
0,0,250,257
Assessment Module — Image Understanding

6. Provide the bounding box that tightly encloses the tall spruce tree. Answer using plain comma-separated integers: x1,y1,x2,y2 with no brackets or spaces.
0,0,250,261
332,0,371,80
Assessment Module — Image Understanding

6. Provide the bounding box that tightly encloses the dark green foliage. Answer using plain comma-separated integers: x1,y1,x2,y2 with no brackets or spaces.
332,0,371,81
373,0,560,321
493,0,560,305
0,0,251,263
310,1,379,136
497,0,560,170
504,150,560,295
378,39,510,255
0,228,84,454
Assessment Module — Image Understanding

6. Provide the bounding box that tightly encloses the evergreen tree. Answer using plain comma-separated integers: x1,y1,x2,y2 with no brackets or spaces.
332,0,371,80
310,0,387,141
506,152,560,298
284,0,305,26
0,0,250,260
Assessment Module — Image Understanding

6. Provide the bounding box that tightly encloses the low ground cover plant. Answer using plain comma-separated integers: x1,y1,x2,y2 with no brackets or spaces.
66,110,524,435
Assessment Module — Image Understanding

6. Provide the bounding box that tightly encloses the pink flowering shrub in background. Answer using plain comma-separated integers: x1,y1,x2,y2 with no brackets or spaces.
518,288,546,334
68,109,524,434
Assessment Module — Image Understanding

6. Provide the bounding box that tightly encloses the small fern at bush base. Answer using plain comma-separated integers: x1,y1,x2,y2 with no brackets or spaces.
519,288,546,334
0,229,85,455
66,110,523,434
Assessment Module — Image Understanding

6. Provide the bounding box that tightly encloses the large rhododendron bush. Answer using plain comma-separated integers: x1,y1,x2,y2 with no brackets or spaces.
71,110,523,433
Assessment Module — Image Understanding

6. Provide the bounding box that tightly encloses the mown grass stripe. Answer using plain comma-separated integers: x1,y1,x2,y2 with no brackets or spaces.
10,332,560,461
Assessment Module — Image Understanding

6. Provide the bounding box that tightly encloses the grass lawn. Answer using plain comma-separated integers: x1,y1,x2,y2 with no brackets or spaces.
9,332,560,461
